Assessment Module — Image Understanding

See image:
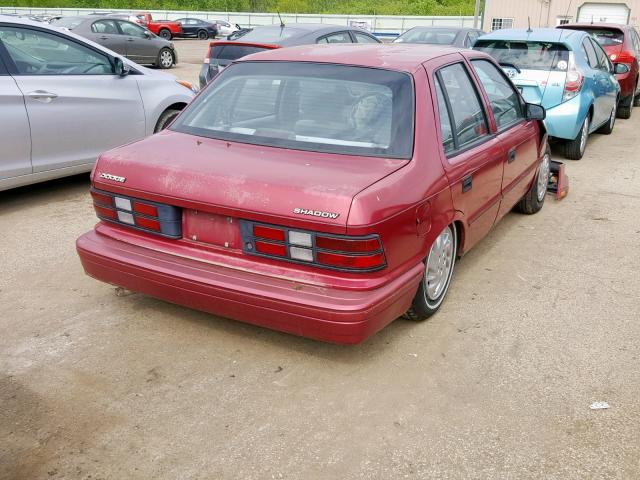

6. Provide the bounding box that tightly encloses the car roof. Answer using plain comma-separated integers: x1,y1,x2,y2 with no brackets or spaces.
405,26,479,33
479,28,584,43
239,43,467,73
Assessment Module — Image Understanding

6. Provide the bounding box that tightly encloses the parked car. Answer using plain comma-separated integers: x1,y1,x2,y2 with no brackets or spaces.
475,28,622,160
77,44,550,344
214,19,239,37
558,23,640,119
53,16,177,68
199,23,381,88
394,26,485,48
0,15,195,191
174,17,218,39
132,13,181,40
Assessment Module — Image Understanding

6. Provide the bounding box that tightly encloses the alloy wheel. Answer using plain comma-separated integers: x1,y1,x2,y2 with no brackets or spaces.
537,153,551,202
425,227,455,303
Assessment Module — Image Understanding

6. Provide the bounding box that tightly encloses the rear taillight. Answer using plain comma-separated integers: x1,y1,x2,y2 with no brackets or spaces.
203,43,213,64
610,51,634,65
91,188,181,238
240,221,386,272
563,53,583,102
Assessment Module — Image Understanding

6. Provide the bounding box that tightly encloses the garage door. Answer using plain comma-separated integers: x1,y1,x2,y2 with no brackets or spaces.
577,3,630,24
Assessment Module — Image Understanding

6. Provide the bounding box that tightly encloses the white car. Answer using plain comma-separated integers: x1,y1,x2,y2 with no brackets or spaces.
0,15,196,191
213,20,238,37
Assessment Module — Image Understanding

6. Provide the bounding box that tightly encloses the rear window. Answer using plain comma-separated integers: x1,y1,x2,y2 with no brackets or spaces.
581,28,624,47
395,28,458,45
173,61,414,159
230,27,301,44
475,40,570,71
211,44,269,61
52,17,83,29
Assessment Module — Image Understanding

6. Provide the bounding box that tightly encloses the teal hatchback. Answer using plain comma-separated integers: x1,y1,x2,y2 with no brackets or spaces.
475,28,625,159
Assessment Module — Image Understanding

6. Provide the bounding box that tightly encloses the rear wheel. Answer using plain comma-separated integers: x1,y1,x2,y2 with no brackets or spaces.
516,145,550,214
197,29,208,40
564,114,589,160
634,79,640,107
157,48,175,69
158,28,171,40
404,225,457,321
598,102,617,134
154,109,181,133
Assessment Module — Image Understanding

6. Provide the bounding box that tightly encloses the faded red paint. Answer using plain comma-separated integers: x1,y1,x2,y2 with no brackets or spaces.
77,45,545,344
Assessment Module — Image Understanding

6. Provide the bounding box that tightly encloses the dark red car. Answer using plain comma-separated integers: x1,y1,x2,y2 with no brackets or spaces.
559,23,640,118
77,45,550,344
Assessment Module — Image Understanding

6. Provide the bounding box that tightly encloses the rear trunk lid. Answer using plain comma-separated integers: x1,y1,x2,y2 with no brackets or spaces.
92,130,408,234
510,69,567,109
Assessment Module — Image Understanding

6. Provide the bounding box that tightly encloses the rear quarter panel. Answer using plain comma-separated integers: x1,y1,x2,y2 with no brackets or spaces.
135,75,194,135
348,66,454,278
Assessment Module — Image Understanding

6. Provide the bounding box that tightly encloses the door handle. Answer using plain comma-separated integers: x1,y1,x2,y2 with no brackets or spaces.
507,148,517,163
99,36,109,40
462,175,472,193
26,90,58,103
126,38,135,42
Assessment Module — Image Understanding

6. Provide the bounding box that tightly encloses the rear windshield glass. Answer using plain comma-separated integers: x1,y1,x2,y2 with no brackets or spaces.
475,40,570,71
211,44,269,61
395,28,457,45
52,17,83,29
229,27,301,44
582,28,624,46
172,61,415,159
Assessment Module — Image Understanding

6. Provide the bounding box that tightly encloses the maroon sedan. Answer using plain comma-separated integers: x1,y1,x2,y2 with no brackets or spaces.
559,23,640,119
77,44,550,344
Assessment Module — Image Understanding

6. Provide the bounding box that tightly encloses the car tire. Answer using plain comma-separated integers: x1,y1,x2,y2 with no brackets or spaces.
634,79,640,107
197,29,208,40
617,95,632,119
157,48,175,69
158,28,171,40
154,109,181,133
404,225,457,321
515,145,550,215
564,114,589,160
597,103,617,134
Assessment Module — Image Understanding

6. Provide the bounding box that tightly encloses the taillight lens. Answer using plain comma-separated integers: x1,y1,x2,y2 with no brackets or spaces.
241,221,385,272
563,52,584,102
610,51,634,65
90,188,181,238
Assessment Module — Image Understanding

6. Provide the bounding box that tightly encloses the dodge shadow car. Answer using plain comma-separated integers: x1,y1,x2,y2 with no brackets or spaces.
77,44,550,344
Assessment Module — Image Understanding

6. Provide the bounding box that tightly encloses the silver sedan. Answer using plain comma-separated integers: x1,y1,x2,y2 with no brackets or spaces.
0,15,195,191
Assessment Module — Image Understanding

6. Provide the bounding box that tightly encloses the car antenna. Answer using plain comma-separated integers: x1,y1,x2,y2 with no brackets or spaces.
277,11,285,28
527,17,532,33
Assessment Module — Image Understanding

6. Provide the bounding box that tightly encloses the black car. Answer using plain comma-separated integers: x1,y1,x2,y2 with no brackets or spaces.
199,23,380,88
175,18,218,39
393,26,485,48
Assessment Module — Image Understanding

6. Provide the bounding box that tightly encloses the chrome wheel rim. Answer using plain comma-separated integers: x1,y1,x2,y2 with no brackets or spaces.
160,51,173,67
537,153,551,202
579,117,589,154
425,227,454,302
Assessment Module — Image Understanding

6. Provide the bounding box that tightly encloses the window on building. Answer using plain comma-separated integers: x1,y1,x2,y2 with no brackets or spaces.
491,18,514,31
557,16,572,26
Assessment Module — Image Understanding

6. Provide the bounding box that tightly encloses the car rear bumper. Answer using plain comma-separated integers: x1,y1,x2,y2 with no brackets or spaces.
76,229,423,344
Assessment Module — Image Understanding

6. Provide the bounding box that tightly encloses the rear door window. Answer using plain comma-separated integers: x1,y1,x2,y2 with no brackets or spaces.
91,20,119,34
353,32,379,43
436,63,488,150
317,32,352,44
434,79,455,154
471,59,524,130
582,38,599,69
591,38,612,72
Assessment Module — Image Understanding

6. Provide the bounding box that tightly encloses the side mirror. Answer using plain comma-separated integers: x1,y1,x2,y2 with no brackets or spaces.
614,63,630,74
526,103,546,121
113,57,130,77
144,30,152,38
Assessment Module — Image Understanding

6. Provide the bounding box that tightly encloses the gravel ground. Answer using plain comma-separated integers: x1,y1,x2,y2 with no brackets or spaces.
1,40,640,479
